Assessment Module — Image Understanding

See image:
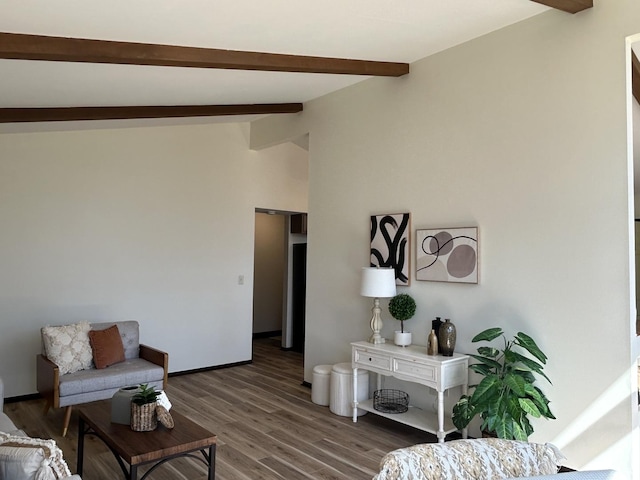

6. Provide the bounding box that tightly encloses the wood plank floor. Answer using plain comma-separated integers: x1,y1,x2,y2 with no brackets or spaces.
4,338,437,479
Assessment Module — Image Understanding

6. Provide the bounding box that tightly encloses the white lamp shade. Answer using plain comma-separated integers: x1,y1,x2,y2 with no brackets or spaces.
360,267,397,298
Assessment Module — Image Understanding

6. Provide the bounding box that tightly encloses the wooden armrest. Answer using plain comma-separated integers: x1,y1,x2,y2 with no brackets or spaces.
139,344,169,389
36,354,60,407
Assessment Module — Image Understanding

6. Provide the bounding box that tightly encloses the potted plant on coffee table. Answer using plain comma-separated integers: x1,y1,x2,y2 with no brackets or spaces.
131,383,160,432
452,327,555,440
388,293,416,346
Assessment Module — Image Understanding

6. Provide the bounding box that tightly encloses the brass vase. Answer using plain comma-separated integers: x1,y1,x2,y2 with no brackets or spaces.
427,329,438,355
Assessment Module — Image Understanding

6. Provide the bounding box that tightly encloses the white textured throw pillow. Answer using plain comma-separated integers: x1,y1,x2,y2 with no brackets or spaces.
0,433,72,480
42,321,93,375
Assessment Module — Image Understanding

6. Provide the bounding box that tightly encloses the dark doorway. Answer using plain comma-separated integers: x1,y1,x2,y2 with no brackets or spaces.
291,243,307,353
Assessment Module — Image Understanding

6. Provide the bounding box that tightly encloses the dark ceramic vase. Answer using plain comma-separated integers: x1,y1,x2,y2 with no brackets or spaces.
438,318,456,356
431,317,443,354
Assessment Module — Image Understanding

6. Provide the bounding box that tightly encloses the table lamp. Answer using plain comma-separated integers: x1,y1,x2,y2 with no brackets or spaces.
361,267,397,344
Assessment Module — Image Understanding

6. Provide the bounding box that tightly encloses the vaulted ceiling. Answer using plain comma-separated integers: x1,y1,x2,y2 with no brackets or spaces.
0,0,591,127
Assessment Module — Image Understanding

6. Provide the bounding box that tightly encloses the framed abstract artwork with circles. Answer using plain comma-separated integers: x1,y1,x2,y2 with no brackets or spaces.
416,227,478,284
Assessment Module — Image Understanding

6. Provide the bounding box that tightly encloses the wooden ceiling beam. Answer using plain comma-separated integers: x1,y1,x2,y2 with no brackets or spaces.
0,32,409,77
633,50,640,106
0,104,303,123
530,0,592,13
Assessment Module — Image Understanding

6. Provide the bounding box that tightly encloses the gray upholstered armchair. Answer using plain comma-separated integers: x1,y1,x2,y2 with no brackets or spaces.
0,377,15,434
0,377,83,479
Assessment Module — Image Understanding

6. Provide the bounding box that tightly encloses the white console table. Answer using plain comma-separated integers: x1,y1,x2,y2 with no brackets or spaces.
351,341,469,443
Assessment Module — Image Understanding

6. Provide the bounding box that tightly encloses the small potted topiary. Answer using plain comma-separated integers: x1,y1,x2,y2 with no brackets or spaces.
130,383,160,431
388,293,417,346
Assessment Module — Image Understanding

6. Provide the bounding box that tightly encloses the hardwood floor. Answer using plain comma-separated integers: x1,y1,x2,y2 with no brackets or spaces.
5,338,436,479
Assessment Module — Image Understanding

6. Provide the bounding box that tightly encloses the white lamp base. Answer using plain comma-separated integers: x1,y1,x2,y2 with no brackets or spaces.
369,297,385,344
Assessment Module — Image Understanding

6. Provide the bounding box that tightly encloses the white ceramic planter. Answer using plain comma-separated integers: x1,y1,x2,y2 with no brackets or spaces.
394,331,412,347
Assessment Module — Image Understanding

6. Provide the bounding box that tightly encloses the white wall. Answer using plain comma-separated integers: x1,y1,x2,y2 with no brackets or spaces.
254,0,640,475
0,122,308,396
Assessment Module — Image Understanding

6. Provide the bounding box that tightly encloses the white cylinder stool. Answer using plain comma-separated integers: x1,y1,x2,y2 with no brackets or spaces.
311,364,332,406
330,362,369,417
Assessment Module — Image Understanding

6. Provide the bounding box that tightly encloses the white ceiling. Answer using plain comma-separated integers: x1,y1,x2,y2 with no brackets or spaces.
6,3,640,206
0,0,550,113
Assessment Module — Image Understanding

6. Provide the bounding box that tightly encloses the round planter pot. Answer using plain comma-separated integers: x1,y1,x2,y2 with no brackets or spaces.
394,331,412,347
111,386,140,425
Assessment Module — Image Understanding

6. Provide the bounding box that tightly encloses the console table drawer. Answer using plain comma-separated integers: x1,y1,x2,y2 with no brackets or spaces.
394,358,437,382
353,348,392,371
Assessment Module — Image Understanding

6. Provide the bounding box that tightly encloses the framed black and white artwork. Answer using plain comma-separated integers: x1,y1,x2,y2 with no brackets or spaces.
370,213,411,286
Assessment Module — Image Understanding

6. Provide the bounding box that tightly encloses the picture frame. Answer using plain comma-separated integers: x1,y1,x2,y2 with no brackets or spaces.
416,227,478,284
370,213,411,286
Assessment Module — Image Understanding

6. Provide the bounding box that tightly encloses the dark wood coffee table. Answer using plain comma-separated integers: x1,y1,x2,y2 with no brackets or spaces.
77,401,216,480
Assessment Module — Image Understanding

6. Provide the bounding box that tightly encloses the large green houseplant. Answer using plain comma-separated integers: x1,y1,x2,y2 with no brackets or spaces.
452,327,555,440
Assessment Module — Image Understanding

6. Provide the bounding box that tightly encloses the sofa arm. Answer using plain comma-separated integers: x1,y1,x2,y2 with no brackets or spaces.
36,354,60,408
139,345,168,389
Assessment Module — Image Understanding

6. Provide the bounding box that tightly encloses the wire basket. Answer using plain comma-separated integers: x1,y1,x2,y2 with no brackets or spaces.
373,389,409,414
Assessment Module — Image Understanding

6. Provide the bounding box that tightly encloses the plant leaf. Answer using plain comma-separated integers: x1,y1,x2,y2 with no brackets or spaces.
477,346,500,358
515,332,547,364
511,367,536,384
470,364,494,376
524,383,546,406
494,416,510,439
504,372,527,397
469,354,502,371
472,327,503,343
531,386,556,419
511,420,528,441
452,396,466,426
524,383,543,398
489,417,502,437
470,375,501,405
452,396,474,429
507,351,551,383
518,398,542,418
504,396,523,422
487,397,502,418
523,416,534,437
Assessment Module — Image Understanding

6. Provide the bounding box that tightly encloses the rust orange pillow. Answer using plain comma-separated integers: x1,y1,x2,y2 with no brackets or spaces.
88,325,125,369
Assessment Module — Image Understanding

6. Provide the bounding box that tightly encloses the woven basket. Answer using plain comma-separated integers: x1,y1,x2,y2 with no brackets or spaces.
156,405,174,429
130,401,157,431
